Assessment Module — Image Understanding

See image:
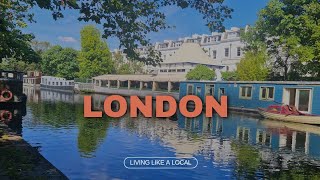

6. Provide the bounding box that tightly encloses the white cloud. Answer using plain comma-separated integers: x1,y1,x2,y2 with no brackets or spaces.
58,36,77,43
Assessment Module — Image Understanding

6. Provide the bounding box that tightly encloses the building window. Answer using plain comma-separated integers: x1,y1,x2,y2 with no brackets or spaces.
237,47,241,56
239,86,253,99
225,48,229,57
187,84,193,95
212,50,217,59
260,87,275,100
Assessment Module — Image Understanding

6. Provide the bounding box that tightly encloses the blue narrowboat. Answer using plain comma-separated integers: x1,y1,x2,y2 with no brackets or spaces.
179,81,320,115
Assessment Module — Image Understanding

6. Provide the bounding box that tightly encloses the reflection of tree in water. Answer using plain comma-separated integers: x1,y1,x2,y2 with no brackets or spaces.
231,141,262,179
28,101,111,158
264,162,320,179
231,140,320,179
28,101,76,127
75,105,110,158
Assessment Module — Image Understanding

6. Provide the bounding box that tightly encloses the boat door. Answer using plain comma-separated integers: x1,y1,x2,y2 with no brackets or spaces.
283,88,312,113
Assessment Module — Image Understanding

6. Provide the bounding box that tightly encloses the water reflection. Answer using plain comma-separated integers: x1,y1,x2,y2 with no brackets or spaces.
22,86,320,179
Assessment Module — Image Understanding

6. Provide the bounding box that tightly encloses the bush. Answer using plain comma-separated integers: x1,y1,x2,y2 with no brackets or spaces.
186,65,216,80
222,71,239,81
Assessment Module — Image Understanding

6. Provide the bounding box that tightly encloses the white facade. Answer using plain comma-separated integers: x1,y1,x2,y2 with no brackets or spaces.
41,76,74,86
112,26,247,74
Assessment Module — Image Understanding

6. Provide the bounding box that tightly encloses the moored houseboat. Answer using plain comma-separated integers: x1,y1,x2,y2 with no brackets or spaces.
0,70,27,108
23,71,42,87
40,76,74,92
179,81,320,116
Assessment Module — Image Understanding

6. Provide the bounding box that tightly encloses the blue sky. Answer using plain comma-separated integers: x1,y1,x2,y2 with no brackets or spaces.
25,0,268,50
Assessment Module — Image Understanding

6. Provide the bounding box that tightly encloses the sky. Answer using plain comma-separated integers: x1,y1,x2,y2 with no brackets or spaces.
24,0,269,50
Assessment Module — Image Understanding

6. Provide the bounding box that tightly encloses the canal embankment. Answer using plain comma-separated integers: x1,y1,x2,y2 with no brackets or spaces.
0,123,68,179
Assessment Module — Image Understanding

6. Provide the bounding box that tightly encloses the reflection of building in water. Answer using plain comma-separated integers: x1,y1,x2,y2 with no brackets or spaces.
23,86,41,103
117,113,235,165
24,86,76,103
40,90,75,103
177,113,320,169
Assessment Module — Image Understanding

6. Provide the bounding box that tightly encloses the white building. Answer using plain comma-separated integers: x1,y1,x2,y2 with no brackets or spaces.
40,76,74,91
113,26,247,74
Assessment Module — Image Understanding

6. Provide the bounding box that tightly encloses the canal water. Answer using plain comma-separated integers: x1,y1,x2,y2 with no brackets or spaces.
20,88,320,179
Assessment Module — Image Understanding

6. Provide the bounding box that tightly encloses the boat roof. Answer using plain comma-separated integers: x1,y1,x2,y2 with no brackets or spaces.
181,80,320,85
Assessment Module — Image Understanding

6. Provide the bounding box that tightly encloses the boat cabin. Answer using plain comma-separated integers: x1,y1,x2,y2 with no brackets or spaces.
0,70,25,103
179,81,320,115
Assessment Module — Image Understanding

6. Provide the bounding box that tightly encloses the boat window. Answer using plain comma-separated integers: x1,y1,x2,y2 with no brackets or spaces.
260,87,275,100
205,84,214,95
239,86,253,99
8,73,14,78
298,89,311,112
187,84,193,95
196,87,201,96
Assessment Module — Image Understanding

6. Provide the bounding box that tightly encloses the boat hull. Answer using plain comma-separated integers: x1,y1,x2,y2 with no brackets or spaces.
258,108,320,125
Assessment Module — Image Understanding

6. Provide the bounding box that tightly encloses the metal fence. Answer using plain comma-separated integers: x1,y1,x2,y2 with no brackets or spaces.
74,78,93,83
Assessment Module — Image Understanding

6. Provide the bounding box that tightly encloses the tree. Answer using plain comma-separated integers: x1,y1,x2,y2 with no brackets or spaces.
186,65,216,80
222,71,239,81
31,40,51,55
77,25,114,78
4,0,233,66
0,0,40,63
117,64,131,75
0,58,39,72
113,52,145,74
236,50,269,81
243,0,320,80
41,45,79,79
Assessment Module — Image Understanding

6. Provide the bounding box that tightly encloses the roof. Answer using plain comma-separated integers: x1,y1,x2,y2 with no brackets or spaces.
162,43,222,66
181,80,320,85
93,74,186,82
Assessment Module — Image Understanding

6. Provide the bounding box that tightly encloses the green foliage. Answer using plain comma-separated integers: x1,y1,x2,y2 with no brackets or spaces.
243,0,320,80
222,71,239,81
77,25,114,78
186,65,216,80
31,40,51,56
231,142,261,179
236,50,269,81
41,45,79,79
117,63,131,74
3,0,232,66
0,58,39,72
113,52,145,74
0,0,40,63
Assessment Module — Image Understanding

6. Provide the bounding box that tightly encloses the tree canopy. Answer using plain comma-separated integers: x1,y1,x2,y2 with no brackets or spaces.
1,0,233,66
242,0,320,80
41,45,79,79
236,50,269,81
77,25,114,78
186,65,216,80
0,0,40,63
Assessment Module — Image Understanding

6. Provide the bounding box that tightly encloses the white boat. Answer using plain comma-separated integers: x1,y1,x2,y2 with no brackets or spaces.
258,105,320,125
